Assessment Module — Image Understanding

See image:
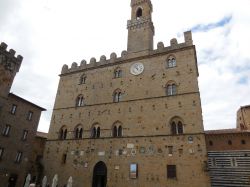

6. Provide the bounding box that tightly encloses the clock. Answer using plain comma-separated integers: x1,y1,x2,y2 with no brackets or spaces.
130,62,144,75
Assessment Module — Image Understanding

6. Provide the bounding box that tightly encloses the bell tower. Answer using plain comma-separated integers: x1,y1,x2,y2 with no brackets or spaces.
127,0,155,53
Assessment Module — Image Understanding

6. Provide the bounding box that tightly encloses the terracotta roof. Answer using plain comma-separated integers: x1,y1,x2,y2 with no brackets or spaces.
205,128,250,135
36,131,48,139
9,93,46,111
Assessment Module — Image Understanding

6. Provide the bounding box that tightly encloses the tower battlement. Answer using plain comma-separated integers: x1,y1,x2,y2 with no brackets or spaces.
61,31,193,75
0,42,23,97
0,42,23,63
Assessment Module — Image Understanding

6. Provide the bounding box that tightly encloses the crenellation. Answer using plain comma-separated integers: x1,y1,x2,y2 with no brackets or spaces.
121,50,128,59
71,62,78,69
80,60,87,67
0,42,7,50
157,42,164,51
90,57,97,64
9,49,16,56
61,31,194,75
0,42,23,63
110,52,117,63
61,64,69,74
100,55,107,63
170,38,178,46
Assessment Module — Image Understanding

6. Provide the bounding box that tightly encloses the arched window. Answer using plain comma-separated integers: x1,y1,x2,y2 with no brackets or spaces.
136,8,142,19
114,68,122,78
59,126,68,140
76,95,84,107
167,56,176,68
79,74,87,84
91,124,101,138
112,122,123,138
166,82,177,96
75,125,83,139
169,117,184,135
113,89,122,103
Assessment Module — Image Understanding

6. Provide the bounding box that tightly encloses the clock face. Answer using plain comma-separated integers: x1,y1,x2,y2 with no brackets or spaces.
130,62,144,75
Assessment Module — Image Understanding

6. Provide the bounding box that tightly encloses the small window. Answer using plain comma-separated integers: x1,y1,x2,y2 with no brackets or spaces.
27,111,33,121
113,89,122,103
130,163,138,179
241,140,246,145
170,118,184,135
114,68,122,78
228,140,232,145
76,95,84,107
15,151,22,163
75,125,83,139
62,153,67,164
59,126,67,140
2,125,11,136
167,84,177,96
0,147,4,160
79,75,87,84
167,56,176,68
168,146,173,156
91,125,101,138
113,125,123,138
10,104,17,115
22,130,28,141
209,141,213,146
167,165,176,179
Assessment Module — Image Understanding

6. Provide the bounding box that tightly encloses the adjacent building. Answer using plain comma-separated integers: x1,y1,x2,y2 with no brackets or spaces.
0,42,46,187
205,107,250,187
44,0,210,186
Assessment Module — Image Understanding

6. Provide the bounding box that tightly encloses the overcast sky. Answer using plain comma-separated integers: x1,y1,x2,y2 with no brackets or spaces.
1,0,250,132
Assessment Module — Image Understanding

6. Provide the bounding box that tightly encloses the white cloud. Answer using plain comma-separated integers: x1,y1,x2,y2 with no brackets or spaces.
0,0,250,132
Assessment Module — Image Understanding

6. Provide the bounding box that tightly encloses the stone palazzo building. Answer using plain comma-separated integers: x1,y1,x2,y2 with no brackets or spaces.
44,0,210,186
0,42,46,187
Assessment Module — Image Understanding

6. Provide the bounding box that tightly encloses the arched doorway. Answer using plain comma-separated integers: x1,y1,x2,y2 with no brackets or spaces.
92,161,107,187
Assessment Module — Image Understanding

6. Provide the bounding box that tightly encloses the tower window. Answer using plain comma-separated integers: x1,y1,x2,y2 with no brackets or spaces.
167,56,177,68
21,130,28,141
166,84,177,96
75,125,83,139
2,124,11,136
76,95,84,107
59,126,68,140
113,89,122,103
112,122,123,138
79,74,87,84
27,111,33,121
10,104,17,115
136,8,142,19
91,124,101,138
15,151,23,163
114,68,122,78
0,147,4,160
170,117,184,135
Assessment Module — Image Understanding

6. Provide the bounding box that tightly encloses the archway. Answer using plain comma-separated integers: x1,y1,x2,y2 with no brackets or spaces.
92,161,107,187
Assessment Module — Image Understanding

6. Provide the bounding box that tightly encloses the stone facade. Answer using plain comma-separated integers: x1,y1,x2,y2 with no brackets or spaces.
44,1,210,186
0,42,46,187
